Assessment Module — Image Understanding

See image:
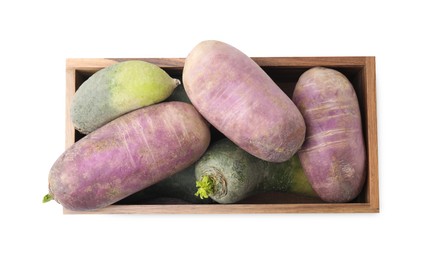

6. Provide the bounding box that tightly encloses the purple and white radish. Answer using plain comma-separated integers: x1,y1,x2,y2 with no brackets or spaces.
44,101,210,211
292,67,366,202
183,40,306,163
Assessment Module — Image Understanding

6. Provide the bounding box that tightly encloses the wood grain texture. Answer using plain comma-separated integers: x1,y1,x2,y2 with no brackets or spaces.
252,56,368,68
364,57,380,212
64,57,379,214
63,203,378,214
65,68,76,149
66,57,367,70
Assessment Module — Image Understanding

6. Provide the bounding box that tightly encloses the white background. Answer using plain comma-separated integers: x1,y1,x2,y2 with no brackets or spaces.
1,0,426,259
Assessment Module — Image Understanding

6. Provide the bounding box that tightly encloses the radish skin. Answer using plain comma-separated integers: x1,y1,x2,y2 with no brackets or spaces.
118,163,214,204
46,102,210,211
194,139,317,204
71,61,180,134
183,40,306,162
292,67,366,202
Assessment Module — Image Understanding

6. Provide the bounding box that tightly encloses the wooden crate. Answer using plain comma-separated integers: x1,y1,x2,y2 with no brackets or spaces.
64,57,379,214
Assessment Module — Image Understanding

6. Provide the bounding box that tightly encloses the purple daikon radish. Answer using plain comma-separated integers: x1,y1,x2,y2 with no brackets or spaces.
44,101,210,211
292,67,366,202
183,40,305,162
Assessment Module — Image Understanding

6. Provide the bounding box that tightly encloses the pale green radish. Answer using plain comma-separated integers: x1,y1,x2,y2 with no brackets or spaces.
71,60,180,134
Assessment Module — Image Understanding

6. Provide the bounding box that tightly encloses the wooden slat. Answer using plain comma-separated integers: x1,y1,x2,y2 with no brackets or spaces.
66,57,369,71
364,57,380,212
109,58,185,68
66,58,185,71
63,203,378,214
66,58,118,70
252,56,368,67
65,68,76,149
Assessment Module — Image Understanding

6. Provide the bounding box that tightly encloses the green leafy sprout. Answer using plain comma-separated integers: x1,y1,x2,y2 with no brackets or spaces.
43,194,53,203
195,175,214,199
